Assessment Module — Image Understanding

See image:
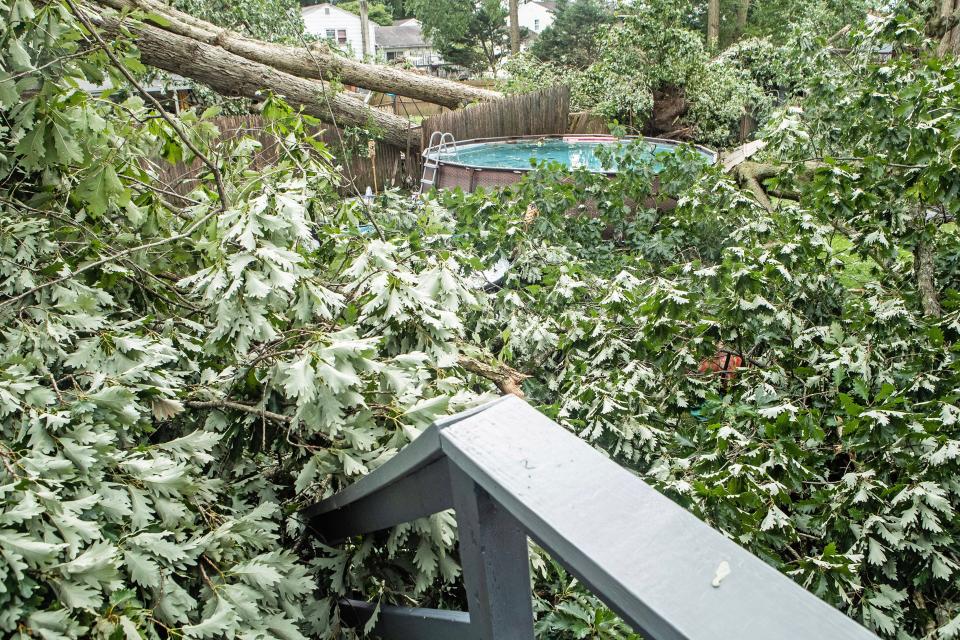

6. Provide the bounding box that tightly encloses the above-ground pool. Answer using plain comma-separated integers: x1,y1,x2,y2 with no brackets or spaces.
422,135,717,193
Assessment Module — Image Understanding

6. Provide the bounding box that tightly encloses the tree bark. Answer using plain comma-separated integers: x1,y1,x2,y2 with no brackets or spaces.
915,210,943,318
458,354,528,398
90,11,419,149
707,0,720,50
936,0,960,56
92,0,502,108
359,0,370,59
509,0,521,55
736,0,750,39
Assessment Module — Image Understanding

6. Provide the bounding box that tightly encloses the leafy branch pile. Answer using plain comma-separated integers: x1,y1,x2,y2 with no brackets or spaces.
1,2,494,637
4,1,960,640
459,11,960,638
501,0,867,146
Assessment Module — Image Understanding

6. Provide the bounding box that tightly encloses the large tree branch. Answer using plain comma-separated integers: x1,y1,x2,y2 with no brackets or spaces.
93,0,501,108
70,0,230,210
90,8,419,148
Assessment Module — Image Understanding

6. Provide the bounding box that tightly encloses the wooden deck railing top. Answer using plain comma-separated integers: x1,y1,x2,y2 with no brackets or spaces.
304,396,879,640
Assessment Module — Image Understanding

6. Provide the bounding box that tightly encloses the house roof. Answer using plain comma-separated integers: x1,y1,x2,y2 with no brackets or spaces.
392,18,419,26
375,23,428,49
532,0,557,10
302,3,360,19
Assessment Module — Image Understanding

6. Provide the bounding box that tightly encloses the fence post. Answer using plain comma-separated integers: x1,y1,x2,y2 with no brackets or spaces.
450,465,535,640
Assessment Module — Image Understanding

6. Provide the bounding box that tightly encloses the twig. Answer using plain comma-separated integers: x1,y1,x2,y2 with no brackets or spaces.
186,399,293,424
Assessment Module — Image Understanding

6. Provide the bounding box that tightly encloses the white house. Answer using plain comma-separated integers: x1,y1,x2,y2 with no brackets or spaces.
517,0,556,37
302,3,376,60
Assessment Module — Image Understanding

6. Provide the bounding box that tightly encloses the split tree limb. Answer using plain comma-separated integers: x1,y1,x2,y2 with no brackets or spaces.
730,160,780,212
92,0,501,109
458,354,529,398
89,8,418,149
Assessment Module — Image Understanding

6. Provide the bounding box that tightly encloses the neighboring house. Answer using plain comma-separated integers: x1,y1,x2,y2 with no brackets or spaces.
302,3,376,60
374,19,443,70
517,0,556,38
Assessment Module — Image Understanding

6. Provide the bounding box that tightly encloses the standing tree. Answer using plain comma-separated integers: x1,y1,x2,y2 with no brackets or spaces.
735,0,750,39
530,0,612,69
707,0,720,48
339,0,395,25
407,0,510,73
934,0,960,56
510,0,521,54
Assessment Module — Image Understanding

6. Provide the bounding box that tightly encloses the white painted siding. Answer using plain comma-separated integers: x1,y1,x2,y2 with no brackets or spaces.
517,2,555,34
302,3,376,60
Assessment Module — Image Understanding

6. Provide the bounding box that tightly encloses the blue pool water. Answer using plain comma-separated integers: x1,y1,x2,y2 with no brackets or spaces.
428,138,713,173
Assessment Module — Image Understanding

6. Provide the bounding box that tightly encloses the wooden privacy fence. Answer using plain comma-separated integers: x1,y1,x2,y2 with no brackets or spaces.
154,88,577,196
567,110,611,135
420,85,570,148
152,114,420,197
370,92,450,118
304,396,881,640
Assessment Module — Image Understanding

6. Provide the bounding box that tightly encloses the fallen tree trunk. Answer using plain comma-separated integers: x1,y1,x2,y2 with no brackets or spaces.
93,0,502,108
89,11,419,149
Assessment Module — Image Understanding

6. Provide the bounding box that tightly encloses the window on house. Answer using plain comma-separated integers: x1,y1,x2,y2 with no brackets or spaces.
325,29,336,39
386,51,398,61
337,29,348,44
324,6,330,14
534,18,540,31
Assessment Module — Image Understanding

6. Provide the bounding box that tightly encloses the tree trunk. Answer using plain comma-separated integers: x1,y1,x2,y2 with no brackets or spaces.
936,0,960,56
509,0,520,55
915,209,943,318
91,12,419,149
736,0,750,39
92,0,501,108
359,0,370,59
707,0,720,49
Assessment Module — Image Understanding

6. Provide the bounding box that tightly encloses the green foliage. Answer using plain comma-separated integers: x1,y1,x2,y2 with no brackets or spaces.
532,550,640,639
7,2,960,640
173,0,305,42
507,13,767,145
529,0,612,70
497,51,566,96
744,0,871,43
1,3,484,637
442,11,960,636
337,1,394,27
405,0,508,72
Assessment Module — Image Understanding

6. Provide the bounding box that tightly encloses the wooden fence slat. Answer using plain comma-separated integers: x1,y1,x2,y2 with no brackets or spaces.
420,86,571,148
151,114,419,196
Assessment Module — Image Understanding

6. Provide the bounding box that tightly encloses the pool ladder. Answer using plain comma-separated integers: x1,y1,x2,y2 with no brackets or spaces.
420,131,456,194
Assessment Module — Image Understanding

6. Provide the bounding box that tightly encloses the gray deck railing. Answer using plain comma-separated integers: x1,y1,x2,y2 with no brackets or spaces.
304,396,880,640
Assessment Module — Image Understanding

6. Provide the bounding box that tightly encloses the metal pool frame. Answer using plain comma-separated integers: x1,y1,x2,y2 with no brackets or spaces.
421,134,718,193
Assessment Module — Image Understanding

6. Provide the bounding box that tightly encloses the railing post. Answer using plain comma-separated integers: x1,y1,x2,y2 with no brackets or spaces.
450,465,535,640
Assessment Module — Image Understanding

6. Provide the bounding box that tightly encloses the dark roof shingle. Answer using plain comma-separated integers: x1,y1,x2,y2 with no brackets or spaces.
375,23,429,48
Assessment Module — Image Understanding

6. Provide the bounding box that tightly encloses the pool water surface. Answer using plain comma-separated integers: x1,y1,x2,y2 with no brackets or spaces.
429,138,709,173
